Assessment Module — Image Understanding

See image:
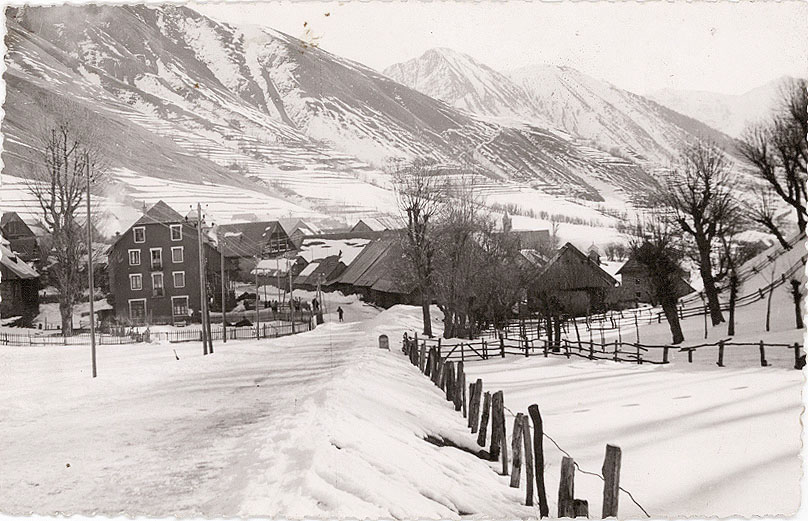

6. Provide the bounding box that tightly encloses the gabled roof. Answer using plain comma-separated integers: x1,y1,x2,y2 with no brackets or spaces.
217,221,287,258
0,243,39,279
133,201,183,227
616,257,642,275
336,236,415,295
535,242,617,290
0,212,35,236
351,216,400,232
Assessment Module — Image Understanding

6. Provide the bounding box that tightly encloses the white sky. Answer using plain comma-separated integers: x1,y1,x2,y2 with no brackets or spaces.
192,0,808,96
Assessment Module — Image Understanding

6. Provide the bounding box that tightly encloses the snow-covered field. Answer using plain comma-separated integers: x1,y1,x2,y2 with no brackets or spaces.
1,289,803,517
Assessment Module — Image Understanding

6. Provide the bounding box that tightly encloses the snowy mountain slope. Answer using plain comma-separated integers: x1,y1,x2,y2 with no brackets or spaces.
384,48,740,165
648,76,797,138
4,4,658,232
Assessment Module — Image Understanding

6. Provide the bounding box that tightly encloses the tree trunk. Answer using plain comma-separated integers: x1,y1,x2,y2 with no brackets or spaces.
699,249,724,326
443,309,454,339
59,299,74,337
727,273,738,336
661,298,684,344
421,289,433,338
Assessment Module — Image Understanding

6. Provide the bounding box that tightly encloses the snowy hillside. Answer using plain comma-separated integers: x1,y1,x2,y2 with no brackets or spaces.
648,76,797,138
4,5,661,235
384,48,740,166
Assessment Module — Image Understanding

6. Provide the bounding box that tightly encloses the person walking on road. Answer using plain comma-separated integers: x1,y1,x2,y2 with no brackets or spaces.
337,306,344,322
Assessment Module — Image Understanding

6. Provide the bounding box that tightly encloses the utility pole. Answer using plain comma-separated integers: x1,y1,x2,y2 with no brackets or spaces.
289,263,295,332
255,259,261,339
196,203,209,355
86,156,97,378
204,255,214,355
220,244,227,343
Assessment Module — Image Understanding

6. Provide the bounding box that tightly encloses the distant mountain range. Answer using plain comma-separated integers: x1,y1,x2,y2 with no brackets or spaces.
2,5,779,233
383,48,740,165
647,77,795,138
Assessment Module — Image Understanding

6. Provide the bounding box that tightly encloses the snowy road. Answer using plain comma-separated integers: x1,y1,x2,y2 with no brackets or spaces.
0,307,533,518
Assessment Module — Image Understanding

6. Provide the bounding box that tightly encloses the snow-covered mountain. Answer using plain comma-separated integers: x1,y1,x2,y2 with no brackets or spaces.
3,4,667,234
384,48,739,165
648,77,796,138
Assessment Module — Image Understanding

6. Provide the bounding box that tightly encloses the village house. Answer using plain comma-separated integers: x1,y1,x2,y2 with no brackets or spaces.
0,212,43,267
528,242,618,316
616,255,695,306
107,201,223,326
349,216,400,234
293,254,347,291
217,221,295,281
335,235,418,307
279,218,320,248
0,241,40,323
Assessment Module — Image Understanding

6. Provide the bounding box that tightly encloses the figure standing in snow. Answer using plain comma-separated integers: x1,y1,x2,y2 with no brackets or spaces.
337,306,344,322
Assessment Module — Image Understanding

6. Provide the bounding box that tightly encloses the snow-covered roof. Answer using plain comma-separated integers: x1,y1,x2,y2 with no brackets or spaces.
298,237,371,265
0,243,39,279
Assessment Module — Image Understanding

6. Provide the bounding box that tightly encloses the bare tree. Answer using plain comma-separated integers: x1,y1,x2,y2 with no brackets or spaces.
627,215,686,344
750,186,792,250
432,176,486,338
392,159,445,337
26,113,106,335
739,79,808,237
662,141,737,326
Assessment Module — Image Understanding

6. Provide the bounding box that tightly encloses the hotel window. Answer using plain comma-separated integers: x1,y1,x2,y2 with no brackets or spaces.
152,273,165,297
150,248,163,270
170,224,183,241
173,271,186,289
133,227,145,243
172,246,184,263
130,274,143,291
128,249,141,266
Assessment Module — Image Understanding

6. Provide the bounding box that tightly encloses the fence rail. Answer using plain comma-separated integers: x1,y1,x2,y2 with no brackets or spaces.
407,332,804,369
0,320,313,347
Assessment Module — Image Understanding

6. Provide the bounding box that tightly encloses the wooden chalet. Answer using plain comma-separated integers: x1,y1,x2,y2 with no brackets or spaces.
293,255,347,291
0,242,40,322
335,235,418,307
0,212,42,267
616,256,695,306
349,216,399,233
217,221,295,280
529,242,618,316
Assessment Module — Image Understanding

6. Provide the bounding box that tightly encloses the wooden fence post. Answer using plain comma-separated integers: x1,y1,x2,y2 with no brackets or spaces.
454,362,464,412
558,456,575,518
636,344,642,364
527,404,550,518
509,413,524,488
602,444,622,518
461,372,468,417
573,318,583,351
490,390,504,462
477,391,491,447
461,342,465,363
521,415,535,507
794,342,804,370
419,343,426,373
717,340,725,367
469,379,483,431
634,313,640,343
663,346,669,364
445,361,455,401
759,340,768,367
425,348,433,377
589,341,594,360
500,336,506,358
